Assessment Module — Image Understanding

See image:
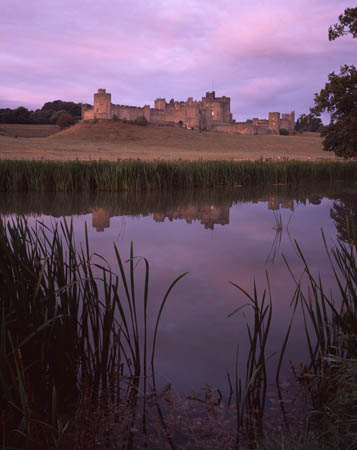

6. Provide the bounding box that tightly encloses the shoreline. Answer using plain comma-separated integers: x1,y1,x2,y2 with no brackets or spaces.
0,159,356,193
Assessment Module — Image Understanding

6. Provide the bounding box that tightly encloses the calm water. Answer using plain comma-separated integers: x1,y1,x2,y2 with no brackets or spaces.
2,184,356,394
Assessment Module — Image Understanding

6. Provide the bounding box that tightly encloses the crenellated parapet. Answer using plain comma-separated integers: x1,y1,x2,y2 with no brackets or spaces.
82,88,295,135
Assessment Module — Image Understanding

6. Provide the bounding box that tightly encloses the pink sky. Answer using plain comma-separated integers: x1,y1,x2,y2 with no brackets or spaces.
1,0,355,120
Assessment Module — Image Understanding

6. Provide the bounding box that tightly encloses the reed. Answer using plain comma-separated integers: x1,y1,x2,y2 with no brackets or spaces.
0,217,185,450
258,224,357,450
0,159,356,192
227,276,273,440
1,212,357,449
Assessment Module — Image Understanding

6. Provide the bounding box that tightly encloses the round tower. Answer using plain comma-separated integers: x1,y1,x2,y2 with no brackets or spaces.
93,88,111,119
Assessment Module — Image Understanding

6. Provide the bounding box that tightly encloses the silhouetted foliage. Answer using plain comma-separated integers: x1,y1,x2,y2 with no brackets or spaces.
134,116,148,126
0,100,82,125
31,109,53,124
329,7,357,40
311,9,357,158
310,65,357,158
330,193,357,242
51,111,75,128
279,128,289,135
295,113,323,132
0,107,31,124
41,100,81,117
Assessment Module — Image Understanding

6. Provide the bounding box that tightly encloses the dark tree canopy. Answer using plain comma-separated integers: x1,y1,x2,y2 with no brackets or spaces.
0,107,31,124
329,7,357,40
41,100,81,117
310,65,357,158
295,113,323,132
310,8,357,158
0,100,81,125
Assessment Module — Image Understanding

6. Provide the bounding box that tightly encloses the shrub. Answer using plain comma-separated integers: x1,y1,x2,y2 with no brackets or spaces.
279,128,289,136
51,110,75,128
112,114,119,122
134,116,148,126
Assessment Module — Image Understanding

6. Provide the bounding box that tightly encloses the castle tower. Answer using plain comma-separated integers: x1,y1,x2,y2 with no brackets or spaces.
268,112,280,134
92,208,110,232
93,88,111,119
154,98,166,110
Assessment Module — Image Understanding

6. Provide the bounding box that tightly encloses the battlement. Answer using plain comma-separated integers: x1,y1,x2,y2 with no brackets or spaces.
82,88,295,135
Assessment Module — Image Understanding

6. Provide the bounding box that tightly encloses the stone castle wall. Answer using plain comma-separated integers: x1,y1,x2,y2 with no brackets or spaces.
111,104,150,122
82,89,295,135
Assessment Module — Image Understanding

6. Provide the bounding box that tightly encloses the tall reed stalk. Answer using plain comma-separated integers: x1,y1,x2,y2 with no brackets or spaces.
0,217,185,450
0,159,356,192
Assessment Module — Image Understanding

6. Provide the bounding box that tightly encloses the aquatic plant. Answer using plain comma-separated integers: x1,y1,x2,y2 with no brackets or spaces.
0,217,185,449
1,211,357,449
0,159,356,192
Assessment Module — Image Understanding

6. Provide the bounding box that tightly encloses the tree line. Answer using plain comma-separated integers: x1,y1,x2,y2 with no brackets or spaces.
0,100,84,128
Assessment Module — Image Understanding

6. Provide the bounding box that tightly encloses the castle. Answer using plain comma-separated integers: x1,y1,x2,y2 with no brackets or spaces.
82,88,295,135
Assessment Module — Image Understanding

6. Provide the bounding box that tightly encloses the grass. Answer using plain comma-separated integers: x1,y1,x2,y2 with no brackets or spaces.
0,121,329,162
0,159,356,193
0,124,60,137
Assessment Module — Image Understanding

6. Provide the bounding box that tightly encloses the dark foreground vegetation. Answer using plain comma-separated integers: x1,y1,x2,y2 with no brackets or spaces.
0,159,357,193
1,215,356,449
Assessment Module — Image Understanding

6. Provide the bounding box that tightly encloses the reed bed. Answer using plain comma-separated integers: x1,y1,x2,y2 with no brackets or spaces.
259,226,357,450
1,213,357,449
0,217,185,449
0,159,356,192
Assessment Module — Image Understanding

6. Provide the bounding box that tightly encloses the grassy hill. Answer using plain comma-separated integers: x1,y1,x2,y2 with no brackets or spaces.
0,121,333,161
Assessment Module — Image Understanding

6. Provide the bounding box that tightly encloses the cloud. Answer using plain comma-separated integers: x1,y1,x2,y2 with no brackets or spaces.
0,0,355,118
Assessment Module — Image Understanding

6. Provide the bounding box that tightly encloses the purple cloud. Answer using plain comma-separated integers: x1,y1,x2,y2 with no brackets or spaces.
0,0,355,120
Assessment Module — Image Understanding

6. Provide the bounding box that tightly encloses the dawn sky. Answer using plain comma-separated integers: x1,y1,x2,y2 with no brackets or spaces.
1,0,355,121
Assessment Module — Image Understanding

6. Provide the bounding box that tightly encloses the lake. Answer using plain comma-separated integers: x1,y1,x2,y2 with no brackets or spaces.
2,183,355,398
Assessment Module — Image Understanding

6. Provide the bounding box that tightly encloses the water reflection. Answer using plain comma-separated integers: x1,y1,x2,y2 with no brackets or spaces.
1,183,356,394
89,198,294,233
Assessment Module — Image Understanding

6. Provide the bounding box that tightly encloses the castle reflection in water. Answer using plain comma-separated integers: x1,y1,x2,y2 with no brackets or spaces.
91,198,295,232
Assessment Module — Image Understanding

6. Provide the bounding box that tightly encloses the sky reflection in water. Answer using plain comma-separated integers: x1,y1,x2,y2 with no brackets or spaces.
2,185,354,393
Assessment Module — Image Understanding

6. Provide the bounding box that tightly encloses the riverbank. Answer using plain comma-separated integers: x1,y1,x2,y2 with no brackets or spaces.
0,121,335,161
0,159,356,192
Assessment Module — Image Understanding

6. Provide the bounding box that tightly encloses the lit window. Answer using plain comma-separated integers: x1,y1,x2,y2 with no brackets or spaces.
211,111,214,116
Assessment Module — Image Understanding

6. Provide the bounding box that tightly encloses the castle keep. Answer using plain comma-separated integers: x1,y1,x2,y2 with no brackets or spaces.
82,89,295,135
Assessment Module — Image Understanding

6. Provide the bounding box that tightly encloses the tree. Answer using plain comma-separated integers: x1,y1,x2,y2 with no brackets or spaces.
329,7,357,40
295,113,323,132
50,110,75,128
42,100,81,119
310,65,357,158
14,107,31,124
310,7,357,158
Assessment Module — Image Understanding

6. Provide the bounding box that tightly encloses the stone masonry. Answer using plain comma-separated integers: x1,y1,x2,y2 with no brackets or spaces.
82,89,295,135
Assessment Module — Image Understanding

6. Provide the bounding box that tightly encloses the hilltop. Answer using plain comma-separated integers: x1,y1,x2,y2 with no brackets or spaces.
0,121,333,161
